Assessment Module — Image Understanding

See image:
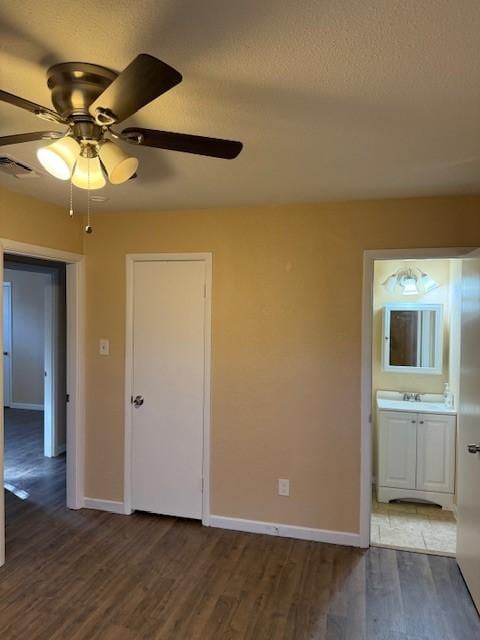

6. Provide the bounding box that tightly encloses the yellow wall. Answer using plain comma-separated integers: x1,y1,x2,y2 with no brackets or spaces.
83,196,480,534
0,187,83,253
3,186,480,535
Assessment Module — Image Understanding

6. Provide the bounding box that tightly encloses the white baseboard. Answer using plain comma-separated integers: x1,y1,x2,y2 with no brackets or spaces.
83,497,129,515
10,402,43,411
208,515,361,547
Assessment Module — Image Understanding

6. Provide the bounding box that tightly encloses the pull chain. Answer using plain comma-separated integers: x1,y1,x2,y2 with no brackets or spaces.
69,176,74,216
85,156,93,234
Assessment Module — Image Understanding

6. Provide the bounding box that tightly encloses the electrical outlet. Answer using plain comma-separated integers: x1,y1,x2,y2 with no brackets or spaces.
278,478,290,496
99,338,109,356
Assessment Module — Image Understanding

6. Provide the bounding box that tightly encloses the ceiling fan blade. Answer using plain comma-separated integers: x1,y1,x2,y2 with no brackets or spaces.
89,54,182,124
0,131,64,147
0,90,64,123
122,128,243,159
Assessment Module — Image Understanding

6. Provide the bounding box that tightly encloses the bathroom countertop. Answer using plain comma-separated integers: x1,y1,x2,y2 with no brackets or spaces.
377,397,456,415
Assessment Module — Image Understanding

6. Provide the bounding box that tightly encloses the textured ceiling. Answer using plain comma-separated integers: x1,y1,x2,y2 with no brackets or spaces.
1,0,480,211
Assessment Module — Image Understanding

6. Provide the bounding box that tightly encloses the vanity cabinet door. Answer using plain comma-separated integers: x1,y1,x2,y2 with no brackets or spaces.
378,411,417,489
416,413,456,493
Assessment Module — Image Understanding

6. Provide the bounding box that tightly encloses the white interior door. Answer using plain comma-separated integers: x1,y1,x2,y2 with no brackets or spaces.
131,259,206,518
2,283,12,408
457,257,480,612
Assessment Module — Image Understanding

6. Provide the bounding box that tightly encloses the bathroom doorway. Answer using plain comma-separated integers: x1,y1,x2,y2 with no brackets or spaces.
360,247,478,558
370,257,459,555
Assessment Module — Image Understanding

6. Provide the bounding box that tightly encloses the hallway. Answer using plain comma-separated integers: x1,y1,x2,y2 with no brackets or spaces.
4,408,65,508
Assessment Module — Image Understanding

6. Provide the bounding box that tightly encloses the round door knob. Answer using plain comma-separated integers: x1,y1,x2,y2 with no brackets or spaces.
133,395,144,408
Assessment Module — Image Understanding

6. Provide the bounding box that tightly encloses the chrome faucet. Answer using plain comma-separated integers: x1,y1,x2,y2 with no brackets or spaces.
402,392,421,402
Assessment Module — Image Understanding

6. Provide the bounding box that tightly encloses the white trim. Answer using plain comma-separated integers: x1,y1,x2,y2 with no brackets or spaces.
0,257,4,566
123,252,212,523
83,497,128,515
360,247,477,549
66,259,86,510
2,282,12,408
0,240,83,264
202,256,212,526
0,238,85,566
44,272,56,457
209,515,361,547
10,402,43,411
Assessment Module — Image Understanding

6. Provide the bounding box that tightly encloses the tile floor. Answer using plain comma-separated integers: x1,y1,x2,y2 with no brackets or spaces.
371,489,456,556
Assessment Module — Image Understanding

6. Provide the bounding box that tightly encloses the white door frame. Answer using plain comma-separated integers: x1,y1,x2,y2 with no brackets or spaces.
360,246,477,548
44,269,58,457
124,253,212,523
0,238,85,566
2,282,12,408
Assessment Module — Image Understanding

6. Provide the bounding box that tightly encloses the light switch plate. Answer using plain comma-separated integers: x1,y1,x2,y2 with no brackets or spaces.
99,338,109,356
278,478,290,496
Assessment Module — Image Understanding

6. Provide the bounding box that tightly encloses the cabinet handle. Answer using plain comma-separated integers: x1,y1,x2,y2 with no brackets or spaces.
411,420,416,424
419,420,424,424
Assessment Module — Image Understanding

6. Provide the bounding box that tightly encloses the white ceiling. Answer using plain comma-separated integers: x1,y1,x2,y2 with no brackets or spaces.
1,0,480,211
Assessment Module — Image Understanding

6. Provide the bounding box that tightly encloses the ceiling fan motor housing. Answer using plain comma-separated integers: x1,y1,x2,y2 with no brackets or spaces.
47,62,118,122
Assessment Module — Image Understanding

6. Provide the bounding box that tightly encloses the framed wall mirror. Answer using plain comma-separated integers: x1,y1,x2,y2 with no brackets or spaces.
382,303,443,374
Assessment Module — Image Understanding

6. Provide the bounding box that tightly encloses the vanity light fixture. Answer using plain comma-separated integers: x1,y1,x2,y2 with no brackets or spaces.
382,267,438,296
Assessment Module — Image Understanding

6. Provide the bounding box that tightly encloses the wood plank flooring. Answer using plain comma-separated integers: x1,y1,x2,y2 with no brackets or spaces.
2,408,479,639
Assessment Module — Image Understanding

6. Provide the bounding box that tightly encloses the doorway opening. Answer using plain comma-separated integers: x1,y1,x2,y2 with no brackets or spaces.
3,255,67,529
0,239,84,566
361,247,478,559
369,257,460,555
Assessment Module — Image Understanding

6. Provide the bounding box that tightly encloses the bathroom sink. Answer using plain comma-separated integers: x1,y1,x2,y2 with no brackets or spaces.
376,398,456,415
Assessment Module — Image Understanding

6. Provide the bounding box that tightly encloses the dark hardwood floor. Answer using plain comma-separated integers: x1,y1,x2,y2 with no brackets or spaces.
2,408,479,639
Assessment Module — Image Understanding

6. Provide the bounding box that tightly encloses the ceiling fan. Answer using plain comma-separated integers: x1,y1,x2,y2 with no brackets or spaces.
0,54,243,194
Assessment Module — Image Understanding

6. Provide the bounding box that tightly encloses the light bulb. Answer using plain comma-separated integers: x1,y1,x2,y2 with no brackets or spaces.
419,272,438,293
99,140,138,184
37,137,80,180
382,274,397,294
401,276,419,295
72,155,106,190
